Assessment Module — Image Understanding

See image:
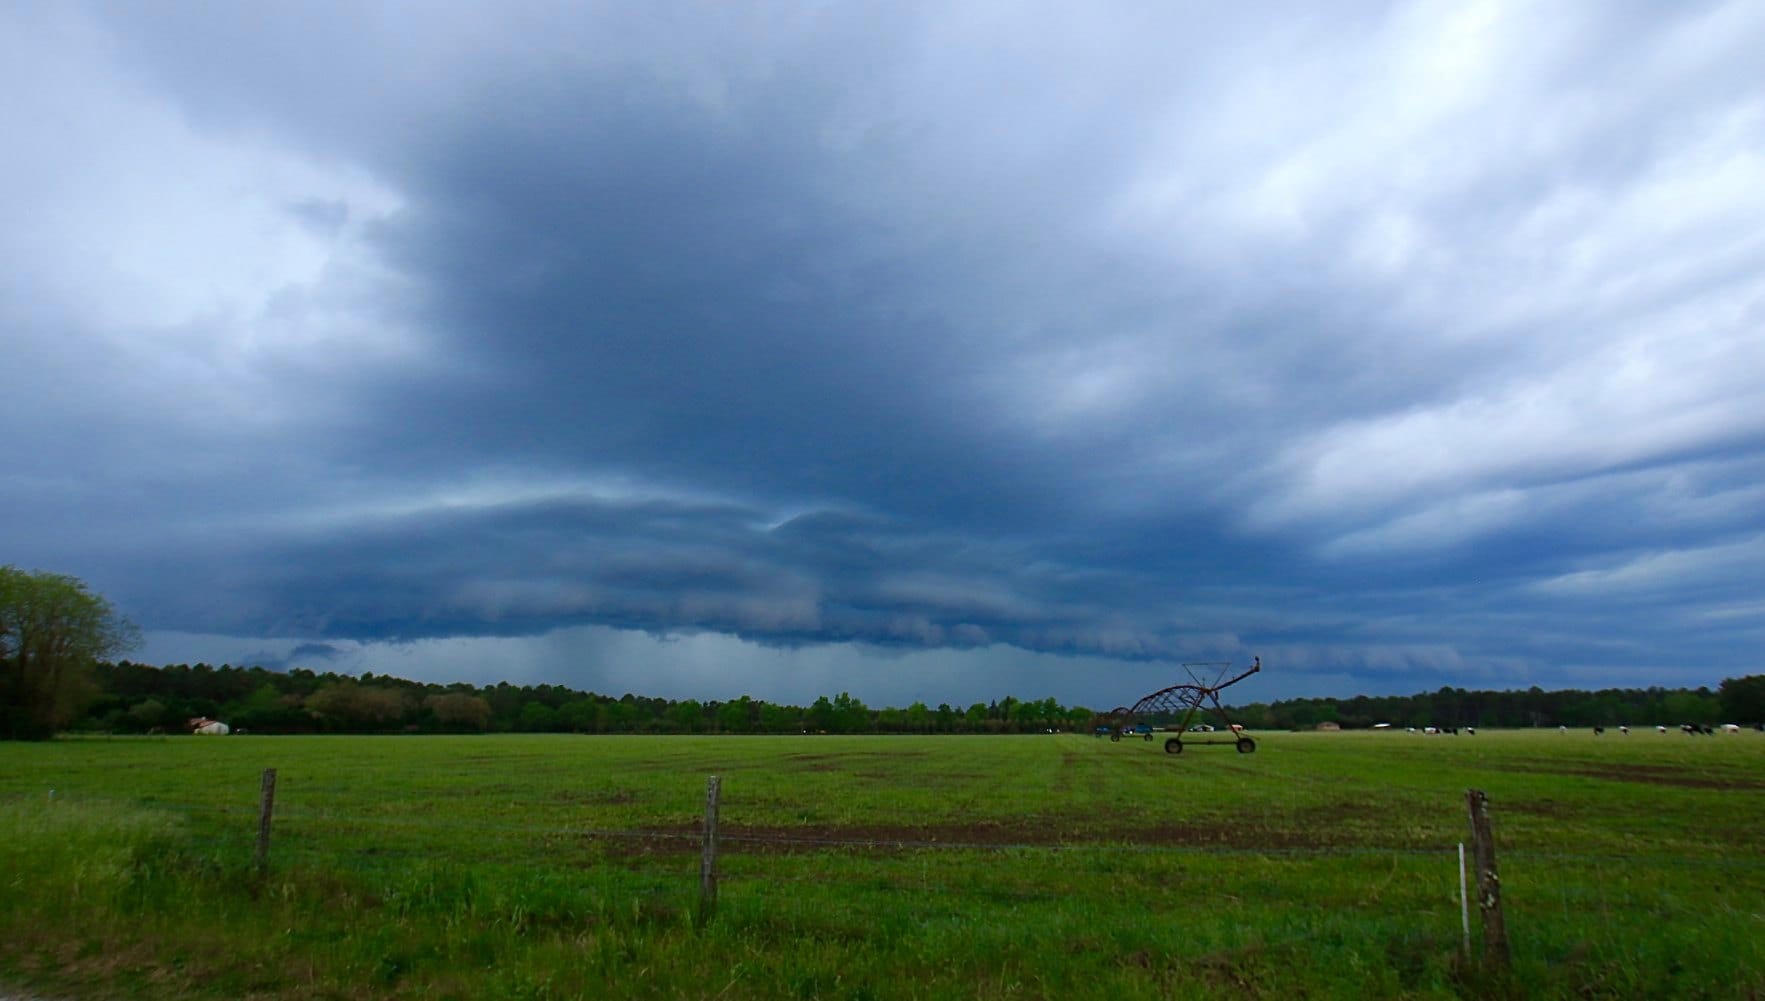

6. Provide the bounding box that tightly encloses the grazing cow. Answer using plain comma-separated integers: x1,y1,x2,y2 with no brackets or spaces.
188,717,230,736
1657,725,1668,733
1722,724,1741,734
1619,725,1629,735
1593,726,1605,735
1465,727,1476,735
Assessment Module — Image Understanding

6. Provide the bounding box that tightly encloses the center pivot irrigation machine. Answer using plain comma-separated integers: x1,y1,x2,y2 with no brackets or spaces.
1096,657,1261,755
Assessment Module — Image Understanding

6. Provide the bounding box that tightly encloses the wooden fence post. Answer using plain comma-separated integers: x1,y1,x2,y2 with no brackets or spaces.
699,775,721,926
256,768,278,875
1464,788,1509,967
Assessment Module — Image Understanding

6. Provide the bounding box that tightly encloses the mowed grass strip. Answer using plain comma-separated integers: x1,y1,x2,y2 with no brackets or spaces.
2,730,1762,999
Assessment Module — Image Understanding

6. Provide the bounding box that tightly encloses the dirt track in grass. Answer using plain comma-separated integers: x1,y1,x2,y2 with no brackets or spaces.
580,815,1361,856
1487,758,1765,791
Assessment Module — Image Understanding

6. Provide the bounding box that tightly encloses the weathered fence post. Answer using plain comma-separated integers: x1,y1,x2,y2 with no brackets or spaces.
256,768,278,875
1464,789,1509,968
699,775,721,926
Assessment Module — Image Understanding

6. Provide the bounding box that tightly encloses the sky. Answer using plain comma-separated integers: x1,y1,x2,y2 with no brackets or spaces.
3,1,1763,710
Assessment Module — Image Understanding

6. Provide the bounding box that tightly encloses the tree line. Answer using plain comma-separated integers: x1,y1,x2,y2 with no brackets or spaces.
76,661,1098,735
62,661,1765,737
6,565,1763,739
1233,680,1761,732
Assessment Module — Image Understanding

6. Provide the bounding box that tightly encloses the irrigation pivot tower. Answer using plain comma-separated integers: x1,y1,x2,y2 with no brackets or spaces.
1097,657,1262,755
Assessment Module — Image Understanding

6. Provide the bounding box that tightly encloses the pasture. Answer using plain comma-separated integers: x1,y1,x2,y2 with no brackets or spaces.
2,729,1762,999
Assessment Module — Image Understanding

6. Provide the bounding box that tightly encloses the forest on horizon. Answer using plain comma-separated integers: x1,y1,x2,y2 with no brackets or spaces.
67,660,1765,736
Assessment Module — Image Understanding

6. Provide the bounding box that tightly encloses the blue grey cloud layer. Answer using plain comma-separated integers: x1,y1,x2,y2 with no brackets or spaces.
3,1,1762,700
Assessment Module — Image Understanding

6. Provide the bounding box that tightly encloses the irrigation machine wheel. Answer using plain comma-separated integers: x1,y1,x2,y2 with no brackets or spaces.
1110,731,1121,742
1164,738,1183,754
1236,737,1257,754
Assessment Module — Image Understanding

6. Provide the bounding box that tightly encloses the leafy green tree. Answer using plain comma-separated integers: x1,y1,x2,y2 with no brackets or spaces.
425,692,493,730
1718,674,1765,724
718,696,755,733
230,683,306,732
760,701,800,732
125,698,170,732
831,692,869,733
557,698,599,732
935,703,957,732
517,701,560,732
667,699,706,732
1008,697,1061,729
305,680,409,730
1286,701,1320,728
1661,690,1721,726
807,695,836,732
1,567,139,740
600,699,642,732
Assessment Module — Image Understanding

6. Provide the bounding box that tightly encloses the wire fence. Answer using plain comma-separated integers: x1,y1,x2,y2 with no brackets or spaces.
12,775,1765,986
18,783,1765,893
18,785,1765,871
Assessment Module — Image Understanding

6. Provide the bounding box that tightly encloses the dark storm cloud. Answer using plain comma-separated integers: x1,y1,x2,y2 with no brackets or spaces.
117,491,1256,663
4,1,1764,698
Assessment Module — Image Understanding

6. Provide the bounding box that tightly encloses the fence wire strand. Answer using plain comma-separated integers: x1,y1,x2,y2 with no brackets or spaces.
13,789,1764,873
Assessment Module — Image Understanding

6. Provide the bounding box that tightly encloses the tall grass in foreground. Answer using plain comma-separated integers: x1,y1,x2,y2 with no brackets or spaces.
2,731,1763,999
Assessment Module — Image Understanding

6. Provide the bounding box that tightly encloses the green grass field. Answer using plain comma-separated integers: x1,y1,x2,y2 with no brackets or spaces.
3,729,1762,999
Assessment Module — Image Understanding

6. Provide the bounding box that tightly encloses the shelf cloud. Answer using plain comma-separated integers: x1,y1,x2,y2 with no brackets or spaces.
5,1,1763,706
